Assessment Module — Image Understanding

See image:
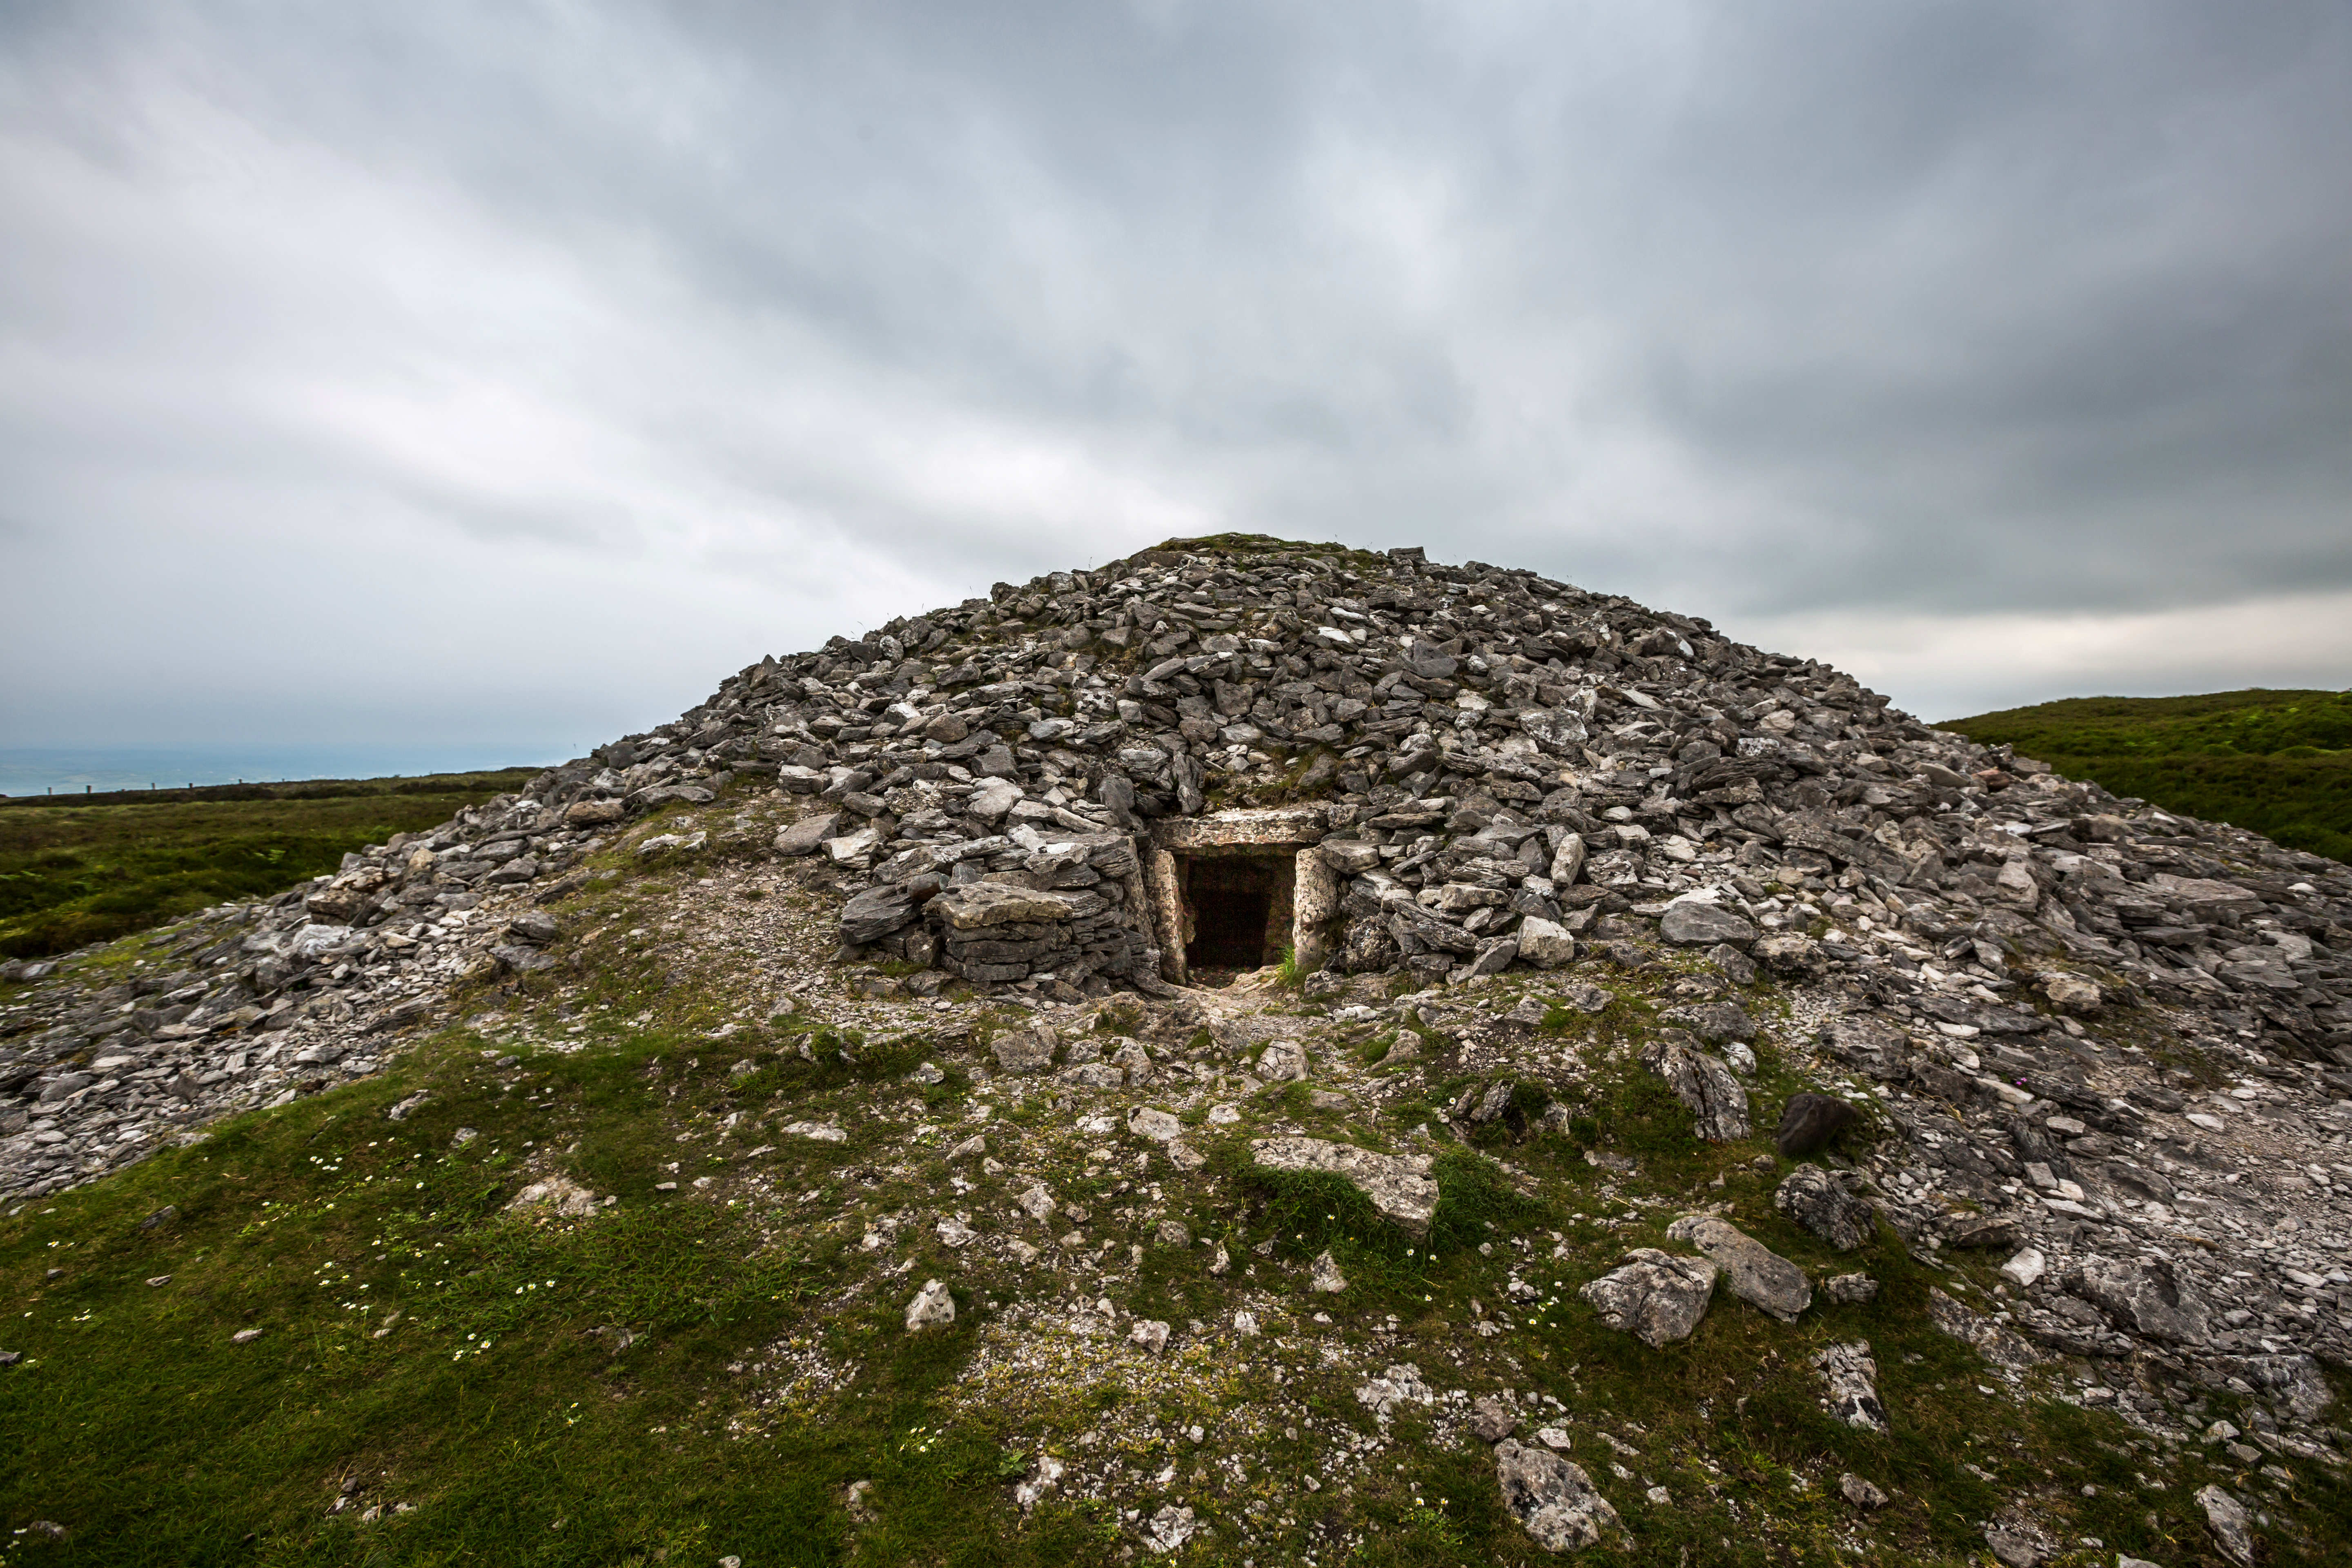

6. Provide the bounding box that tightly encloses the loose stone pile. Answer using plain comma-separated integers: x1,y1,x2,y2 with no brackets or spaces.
5,531,2352,1563
0,798,603,1202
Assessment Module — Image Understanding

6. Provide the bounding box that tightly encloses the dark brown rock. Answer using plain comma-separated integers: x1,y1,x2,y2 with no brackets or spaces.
1775,1093,1857,1157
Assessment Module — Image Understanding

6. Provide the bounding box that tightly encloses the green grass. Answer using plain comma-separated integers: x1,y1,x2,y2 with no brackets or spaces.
1942,688,2352,862
9,849,2349,1564
0,1025,1115,1567
0,771,538,960
6,990,2345,1565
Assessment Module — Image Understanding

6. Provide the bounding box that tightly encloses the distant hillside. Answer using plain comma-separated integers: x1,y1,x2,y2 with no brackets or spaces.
1942,688,2352,863
0,768,539,959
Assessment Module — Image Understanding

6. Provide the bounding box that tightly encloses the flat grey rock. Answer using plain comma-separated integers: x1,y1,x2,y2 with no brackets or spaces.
1666,1214,1811,1322
1249,1136,1438,1237
990,1027,1058,1076
1661,1000,1756,1044
773,813,840,856
1659,900,1757,949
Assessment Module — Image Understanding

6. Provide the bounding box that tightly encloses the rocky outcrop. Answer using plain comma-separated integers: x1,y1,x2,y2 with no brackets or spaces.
1580,1249,1718,1347
1639,1033,1750,1141
1773,1165,1877,1251
1494,1439,1621,1552
1248,1136,1439,1237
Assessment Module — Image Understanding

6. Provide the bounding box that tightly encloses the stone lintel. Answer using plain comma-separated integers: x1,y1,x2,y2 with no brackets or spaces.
1151,806,1329,852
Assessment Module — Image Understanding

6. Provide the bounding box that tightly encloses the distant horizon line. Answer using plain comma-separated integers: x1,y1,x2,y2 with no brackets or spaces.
0,742,580,801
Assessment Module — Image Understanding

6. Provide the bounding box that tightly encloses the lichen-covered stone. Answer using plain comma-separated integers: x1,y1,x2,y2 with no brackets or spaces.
1494,1439,1621,1552
1579,1249,1717,1348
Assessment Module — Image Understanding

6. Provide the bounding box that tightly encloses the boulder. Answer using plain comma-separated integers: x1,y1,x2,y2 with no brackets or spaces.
1494,1439,1621,1553
824,825,880,862
1666,1214,1811,1321
1125,1107,1183,1142
1772,1166,1876,1251
1520,709,1590,755
904,1278,955,1333
1464,937,1519,978
1983,1507,2054,1568
967,777,1024,822
1660,1000,1755,1045
839,884,919,944
2039,972,2103,1014
1753,933,1826,980
1516,916,1578,969
505,1176,599,1218
1943,1214,2020,1251
506,909,561,945
1660,900,1757,949
1468,1395,1519,1444
1257,1040,1310,1082
1548,831,1587,886
1310,1249,1348,1293
1579,1249,1717,1348
774,813,842,856
1816,1014,1909,1080
1249,1136,1439,1237
1707,942,1759,985
1639,1035,1750,1142
1824,1273,1879,1305
1838,1474,1888,1510
1775,1093,1857,1157
990,1027,1058,1076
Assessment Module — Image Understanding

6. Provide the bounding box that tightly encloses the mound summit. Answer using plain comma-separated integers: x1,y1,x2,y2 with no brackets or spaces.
4,532,2350,1563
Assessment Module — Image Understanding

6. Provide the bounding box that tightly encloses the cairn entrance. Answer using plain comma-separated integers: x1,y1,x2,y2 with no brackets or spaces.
1145,807,1339,987
1179,854,1290,973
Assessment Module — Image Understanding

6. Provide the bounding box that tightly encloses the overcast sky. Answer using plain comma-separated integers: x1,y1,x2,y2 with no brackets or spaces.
4,0,2348,764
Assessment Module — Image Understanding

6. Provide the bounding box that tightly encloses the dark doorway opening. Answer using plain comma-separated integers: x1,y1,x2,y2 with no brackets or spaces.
1185,857,1277,971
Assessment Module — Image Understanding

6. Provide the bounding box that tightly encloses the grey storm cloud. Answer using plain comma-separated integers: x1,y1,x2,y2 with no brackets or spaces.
3,0,2348,753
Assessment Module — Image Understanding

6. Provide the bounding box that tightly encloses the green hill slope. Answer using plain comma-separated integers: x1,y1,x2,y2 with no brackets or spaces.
0,770,540,960
1941,688,2352,863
